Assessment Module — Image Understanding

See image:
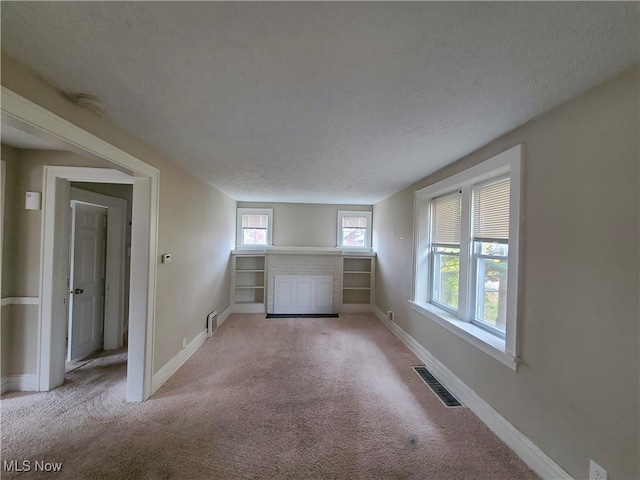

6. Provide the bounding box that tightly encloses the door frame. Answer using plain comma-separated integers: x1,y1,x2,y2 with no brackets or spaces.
69,187,128,353
1,86,159,402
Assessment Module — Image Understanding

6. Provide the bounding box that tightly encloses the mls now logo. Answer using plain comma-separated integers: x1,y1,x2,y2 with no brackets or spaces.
3,460,63,473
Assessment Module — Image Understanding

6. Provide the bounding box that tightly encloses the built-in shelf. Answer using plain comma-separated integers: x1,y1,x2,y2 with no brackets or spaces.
231,251,375,313
232,254,266,308
342,257,375,306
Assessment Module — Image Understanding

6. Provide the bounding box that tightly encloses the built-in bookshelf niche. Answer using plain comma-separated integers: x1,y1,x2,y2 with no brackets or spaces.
233,255,265,305
342,257,374,306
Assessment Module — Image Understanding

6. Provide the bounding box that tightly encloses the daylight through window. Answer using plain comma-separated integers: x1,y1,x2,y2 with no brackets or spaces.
412,145,522,367
337,211,372,249
236,208,273,248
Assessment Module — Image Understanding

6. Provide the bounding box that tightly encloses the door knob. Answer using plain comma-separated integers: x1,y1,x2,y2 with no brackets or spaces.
74,288,84,295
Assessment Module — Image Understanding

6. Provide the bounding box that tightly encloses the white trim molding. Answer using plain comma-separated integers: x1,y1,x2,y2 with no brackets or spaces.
70,187,128,352
340,303,374,313
236,208,273,248
1,374,39,394
150,305,231,394
1,87,156,177
337,210,373,250
230,303,266,314
409,300,518,370
151,329,208,394
217,305,232,326
373,306,572,480
1,297,40,307
2,87,159,402
412,144,523,367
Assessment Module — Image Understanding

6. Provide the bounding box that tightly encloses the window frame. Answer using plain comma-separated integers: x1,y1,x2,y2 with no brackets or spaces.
236,208,273,248
411,145,522,369
337,210,372,250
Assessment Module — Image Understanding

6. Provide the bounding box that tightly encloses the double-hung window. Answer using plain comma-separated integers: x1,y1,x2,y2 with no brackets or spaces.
412,145,522,369
337,211,372,250
430,192,462,313
471,177,510,336
236,208,273,248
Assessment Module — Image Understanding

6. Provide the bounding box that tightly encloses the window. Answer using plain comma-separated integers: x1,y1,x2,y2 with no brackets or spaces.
337,211,372,249
236,208,273,248
471,177,510,336
430,192,462,313
412,145,522,369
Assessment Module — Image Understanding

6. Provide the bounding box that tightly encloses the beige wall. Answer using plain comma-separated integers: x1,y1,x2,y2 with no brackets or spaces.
1,305,39,376
373,67,639,479
1,144,19,298
1,54,237,380
238,202,372,248
7,150,116,297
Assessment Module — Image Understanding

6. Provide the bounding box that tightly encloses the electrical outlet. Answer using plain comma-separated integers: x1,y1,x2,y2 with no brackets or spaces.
589,460,607,480
387,311,395,322
182,338,187,349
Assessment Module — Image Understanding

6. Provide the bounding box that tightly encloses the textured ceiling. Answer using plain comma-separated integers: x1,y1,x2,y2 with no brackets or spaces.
1,2,638,204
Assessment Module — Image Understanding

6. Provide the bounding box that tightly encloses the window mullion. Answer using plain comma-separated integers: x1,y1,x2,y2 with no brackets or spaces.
458,186,472,321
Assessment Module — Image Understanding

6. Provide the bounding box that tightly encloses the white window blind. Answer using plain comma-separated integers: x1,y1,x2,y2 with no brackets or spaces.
431,192,461,245
473,177,510,242
242,214,268,229
343,216,368,228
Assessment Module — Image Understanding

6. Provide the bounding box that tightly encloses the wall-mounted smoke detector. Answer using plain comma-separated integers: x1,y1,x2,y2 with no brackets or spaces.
74,94,105,117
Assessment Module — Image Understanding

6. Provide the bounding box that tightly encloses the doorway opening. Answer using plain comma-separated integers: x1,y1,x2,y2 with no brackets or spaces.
65,184,132,374
2,87,159,401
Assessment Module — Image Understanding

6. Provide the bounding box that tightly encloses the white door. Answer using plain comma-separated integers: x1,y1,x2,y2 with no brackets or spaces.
68,202,108,361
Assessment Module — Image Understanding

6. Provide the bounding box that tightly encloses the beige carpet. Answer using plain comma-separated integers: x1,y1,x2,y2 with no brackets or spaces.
1,313,536,479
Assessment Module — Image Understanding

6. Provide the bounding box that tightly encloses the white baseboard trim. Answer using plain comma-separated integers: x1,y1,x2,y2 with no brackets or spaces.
1,374,39,394
373,306,572,480
151,329,207,394
217,305,232,326
340,303,374,313
231,303,266,314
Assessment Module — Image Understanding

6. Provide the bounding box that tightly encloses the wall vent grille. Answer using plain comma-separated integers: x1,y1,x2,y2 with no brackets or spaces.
207,311,218,338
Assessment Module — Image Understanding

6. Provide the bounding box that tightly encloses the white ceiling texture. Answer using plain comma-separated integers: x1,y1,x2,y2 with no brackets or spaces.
1,2,638,204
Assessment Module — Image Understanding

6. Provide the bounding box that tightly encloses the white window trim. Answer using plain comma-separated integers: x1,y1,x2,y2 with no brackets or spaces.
236,208,273,248
337,210,372,251
412,144,522,370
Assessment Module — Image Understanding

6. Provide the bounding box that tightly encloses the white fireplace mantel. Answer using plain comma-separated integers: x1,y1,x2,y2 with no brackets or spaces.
232,246,376,257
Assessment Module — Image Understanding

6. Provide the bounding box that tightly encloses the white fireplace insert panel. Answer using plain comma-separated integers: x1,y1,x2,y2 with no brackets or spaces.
274,275,333,314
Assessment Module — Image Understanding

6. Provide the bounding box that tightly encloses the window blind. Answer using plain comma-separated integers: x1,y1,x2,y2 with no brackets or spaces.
343,216,368,228
242,214,268,229
473,177,510,242
431,192,461,245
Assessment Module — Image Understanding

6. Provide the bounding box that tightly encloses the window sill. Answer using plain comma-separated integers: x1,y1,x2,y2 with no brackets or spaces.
409,300,518,371
233,245,272,252
232,246,376,256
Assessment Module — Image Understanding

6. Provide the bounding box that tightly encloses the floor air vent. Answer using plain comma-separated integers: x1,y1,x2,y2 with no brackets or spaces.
207,311,218,338
412,366,463,408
